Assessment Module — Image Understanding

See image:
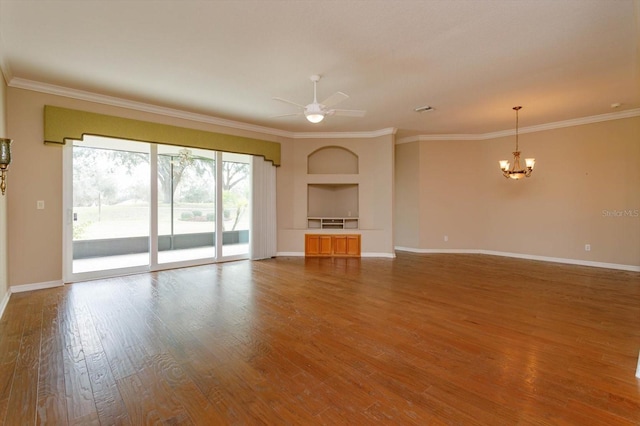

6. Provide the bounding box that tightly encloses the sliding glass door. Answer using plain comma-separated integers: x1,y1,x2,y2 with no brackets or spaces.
64,136,251,282
157,146,216,264
70,138,150,276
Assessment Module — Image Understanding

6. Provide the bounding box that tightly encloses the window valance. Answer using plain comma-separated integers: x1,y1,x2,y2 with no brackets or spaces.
44,105,281,166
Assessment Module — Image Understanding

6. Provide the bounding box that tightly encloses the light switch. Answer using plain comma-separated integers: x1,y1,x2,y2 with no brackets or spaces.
37,200,45,210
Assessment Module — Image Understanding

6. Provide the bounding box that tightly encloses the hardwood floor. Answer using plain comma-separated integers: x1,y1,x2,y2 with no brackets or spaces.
0,253,638,425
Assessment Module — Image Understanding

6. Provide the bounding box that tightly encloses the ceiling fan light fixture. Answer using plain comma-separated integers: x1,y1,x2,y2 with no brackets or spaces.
273,75,365,124
304,102,325,123
305,111,325,123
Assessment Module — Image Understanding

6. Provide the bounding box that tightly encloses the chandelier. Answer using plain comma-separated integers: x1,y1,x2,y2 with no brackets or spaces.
499,106,535,179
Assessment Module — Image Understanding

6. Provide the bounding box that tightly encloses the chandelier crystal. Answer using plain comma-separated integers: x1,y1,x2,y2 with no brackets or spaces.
499,106,535,180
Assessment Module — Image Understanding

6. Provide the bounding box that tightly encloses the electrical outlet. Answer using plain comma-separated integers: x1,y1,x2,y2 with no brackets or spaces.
585,244,591,252
444,235,448,242
37,200,45,210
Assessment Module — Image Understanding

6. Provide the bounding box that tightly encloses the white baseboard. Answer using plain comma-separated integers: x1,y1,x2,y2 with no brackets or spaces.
0,291,10,320
361,252,396,258
276,251,396,258
394,247,640,272
480,250,640,272
276,252,305,257
395,247,482,254
10,280,64,294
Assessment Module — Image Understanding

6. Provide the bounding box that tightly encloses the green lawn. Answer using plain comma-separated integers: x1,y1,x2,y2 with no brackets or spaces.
73,203,247,240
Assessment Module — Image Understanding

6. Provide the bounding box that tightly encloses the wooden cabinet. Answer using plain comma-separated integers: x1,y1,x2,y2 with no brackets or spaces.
305,234,361,257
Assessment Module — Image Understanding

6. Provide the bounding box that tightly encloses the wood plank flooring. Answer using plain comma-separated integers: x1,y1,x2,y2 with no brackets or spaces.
0,252,639,425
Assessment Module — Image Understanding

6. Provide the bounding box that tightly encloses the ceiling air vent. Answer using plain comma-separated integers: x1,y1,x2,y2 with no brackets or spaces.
414,105,433,112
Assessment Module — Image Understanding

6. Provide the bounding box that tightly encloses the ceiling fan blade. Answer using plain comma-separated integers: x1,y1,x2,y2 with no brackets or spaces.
320,91,349,108
272,97,305,109
329,109,366,117
271,112,303,118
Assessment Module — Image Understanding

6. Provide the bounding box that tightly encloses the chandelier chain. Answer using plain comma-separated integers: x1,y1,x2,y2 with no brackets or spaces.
514,106,521,153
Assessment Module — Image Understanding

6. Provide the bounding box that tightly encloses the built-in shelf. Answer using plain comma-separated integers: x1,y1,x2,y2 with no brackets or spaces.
308,217,359,230
307,183,358,219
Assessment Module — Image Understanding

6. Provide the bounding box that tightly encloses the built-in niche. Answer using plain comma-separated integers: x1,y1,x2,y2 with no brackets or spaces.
307,146,358,174
307,184,359,229
307,146,360,229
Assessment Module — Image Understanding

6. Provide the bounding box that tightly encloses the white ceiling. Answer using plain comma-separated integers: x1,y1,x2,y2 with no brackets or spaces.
0,0,638,139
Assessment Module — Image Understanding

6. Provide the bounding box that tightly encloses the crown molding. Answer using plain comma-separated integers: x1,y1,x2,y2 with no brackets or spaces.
396,134,480,144
8,77,397,141
396,108,640,144
290,127,397,139
9,77,294,138
9,77,639,143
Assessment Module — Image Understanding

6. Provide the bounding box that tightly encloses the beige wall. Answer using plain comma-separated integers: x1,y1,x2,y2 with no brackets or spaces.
277,135,395,255
394,142,420,248
418,139,486,250
6,87,282,288
0,76,8,304
6,83,637,290
395,116,640,267
483,117,639,265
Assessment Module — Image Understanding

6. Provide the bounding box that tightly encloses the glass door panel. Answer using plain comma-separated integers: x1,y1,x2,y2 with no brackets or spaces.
157,145,216,264
72,138,150,274
221,153,251,258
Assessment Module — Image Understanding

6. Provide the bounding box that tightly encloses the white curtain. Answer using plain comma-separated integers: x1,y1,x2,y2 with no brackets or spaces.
251,156,277,260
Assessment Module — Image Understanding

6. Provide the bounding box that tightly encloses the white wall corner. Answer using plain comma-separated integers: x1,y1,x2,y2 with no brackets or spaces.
0,291,10,320
0,26,14,85
10,279,64,294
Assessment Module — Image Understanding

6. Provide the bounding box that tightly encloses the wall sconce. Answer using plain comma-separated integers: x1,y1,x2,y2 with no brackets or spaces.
0,139,12,195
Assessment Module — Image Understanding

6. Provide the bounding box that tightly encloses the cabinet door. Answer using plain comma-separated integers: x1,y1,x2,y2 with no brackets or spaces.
345,235,361,256
333,235,348,255
306,234,333,256
305,234,321,255
318,235,333,255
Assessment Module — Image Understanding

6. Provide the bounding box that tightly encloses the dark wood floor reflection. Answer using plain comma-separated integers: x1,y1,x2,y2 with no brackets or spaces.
0,253,639,425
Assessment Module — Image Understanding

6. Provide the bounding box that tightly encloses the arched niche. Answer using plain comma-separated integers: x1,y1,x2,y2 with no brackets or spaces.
307,146,359,174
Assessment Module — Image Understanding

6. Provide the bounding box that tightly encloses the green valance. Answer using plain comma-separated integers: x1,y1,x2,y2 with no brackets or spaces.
44,105,281,166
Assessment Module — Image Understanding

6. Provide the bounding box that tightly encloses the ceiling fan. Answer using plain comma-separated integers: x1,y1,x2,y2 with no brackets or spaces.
272,75,366,123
